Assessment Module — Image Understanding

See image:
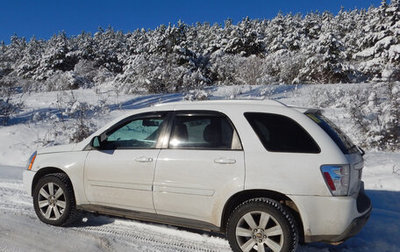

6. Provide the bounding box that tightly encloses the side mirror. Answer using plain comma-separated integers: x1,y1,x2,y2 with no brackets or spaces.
92,136,101,149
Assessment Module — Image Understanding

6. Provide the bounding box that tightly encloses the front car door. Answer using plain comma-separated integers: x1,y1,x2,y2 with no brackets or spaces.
84,112,168,213
153,111,245,225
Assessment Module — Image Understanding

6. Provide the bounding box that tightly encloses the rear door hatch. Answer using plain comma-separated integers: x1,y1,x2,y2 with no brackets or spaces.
305,111,364,196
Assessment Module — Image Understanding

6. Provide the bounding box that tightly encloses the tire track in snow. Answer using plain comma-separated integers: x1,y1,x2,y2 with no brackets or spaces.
73,220,230,252
0,173,231,252
0,180,34,216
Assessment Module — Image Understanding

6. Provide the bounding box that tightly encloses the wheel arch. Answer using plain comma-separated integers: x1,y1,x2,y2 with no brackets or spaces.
31,167,72,196
220,189,305,242
32,167,81,226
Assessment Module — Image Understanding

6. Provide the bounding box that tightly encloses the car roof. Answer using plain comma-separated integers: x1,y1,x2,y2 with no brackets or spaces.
152,99,321,115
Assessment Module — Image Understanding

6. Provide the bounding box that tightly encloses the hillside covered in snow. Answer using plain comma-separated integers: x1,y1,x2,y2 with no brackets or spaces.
1,86,400,252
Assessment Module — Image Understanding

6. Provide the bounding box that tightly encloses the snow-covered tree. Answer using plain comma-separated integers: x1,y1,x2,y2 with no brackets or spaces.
1,3,400,92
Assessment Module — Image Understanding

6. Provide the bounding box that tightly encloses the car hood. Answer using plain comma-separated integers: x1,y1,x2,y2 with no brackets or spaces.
37,144,77,154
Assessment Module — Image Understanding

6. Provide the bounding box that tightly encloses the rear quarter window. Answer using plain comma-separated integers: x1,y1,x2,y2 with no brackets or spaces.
244,112,320,153
305,113,357,154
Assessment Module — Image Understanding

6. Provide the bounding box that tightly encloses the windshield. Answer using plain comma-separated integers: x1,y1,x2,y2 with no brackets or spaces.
305,112,358,154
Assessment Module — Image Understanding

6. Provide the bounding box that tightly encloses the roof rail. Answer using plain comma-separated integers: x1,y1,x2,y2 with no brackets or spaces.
155,98,287,107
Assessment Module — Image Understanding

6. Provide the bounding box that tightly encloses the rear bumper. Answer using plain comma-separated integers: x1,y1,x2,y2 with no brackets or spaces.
291,182,372,244
305,191,372,243
303,186,372,243
329,204,371,243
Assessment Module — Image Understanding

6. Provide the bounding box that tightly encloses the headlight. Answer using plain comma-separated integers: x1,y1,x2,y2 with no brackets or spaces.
26,151,37,170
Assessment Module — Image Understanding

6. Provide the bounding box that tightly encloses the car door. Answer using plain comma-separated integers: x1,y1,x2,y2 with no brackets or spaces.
84,112,168,213
153,111,245,223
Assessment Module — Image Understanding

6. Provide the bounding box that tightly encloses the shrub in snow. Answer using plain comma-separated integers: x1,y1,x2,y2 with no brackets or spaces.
183,89,209,101
235,56,266,85
209,54,241,85
0,87,24,125
310,87,351,108
277,53,306,84
68,117,96,143
210,55,274,86
44,71,90,91
382,65,400,82
40,91,108,144
92,68,115,84
309,83,400,151
348,83,400,151
73,60,97,85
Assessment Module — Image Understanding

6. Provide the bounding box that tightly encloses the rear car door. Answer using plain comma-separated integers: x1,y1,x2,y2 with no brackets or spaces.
153,111,245,224
84,112,168,213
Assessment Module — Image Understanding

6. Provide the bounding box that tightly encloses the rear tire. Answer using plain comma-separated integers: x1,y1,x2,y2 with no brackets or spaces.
226,198,298,252
33,173,79,226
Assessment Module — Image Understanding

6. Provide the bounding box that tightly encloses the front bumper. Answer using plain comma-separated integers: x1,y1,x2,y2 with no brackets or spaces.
23,170,36,196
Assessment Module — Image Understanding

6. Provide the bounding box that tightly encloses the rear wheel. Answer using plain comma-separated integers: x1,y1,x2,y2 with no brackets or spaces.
226,198,298,252
33,173,79,226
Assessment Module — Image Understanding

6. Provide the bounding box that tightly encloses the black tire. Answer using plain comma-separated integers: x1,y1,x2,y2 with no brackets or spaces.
33,173,79,226
226,198,298,252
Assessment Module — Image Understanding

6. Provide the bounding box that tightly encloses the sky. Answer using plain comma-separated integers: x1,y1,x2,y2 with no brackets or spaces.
1,0,382,44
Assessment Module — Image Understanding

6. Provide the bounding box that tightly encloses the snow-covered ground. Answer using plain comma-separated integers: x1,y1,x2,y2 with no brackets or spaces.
1,84,400,251
1,153,399,252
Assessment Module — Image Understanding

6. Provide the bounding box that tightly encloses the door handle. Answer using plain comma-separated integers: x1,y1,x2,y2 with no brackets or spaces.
214,158,236,164
135,156,153,163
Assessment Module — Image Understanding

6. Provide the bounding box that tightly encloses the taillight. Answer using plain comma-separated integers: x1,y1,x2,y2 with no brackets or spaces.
321,165,350,196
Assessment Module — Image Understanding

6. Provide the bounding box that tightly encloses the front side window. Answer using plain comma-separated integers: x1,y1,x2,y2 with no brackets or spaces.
169,113,241,150
245,112,320,153
100,115,165,149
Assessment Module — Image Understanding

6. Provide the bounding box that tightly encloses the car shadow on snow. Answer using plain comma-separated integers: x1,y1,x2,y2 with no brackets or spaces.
73,211,226,238
71,213,116,227
300,189,400,251
67,189,400,251
4,93,184,126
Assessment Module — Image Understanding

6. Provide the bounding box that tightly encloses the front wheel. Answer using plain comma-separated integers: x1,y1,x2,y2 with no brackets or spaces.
33,173,79,226
226,198,298,252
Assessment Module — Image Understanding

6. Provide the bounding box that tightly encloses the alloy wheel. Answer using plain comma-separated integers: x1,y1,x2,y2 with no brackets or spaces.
235,211,284,252
37,182,66,220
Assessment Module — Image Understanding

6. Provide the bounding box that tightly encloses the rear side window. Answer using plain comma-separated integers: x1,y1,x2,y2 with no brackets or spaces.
245,112,320,153
169,113,242,150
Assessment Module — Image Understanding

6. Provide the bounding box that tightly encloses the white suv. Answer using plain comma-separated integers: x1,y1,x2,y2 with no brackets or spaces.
23,100,371,252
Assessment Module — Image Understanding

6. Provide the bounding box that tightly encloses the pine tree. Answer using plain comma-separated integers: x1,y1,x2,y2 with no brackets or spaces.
1,4,400,91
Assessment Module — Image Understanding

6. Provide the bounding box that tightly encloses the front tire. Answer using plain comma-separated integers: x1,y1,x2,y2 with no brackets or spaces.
33,173,79,226
226,198,298,252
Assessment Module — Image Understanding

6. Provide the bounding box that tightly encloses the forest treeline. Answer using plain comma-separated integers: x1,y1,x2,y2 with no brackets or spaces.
1,0,399,94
